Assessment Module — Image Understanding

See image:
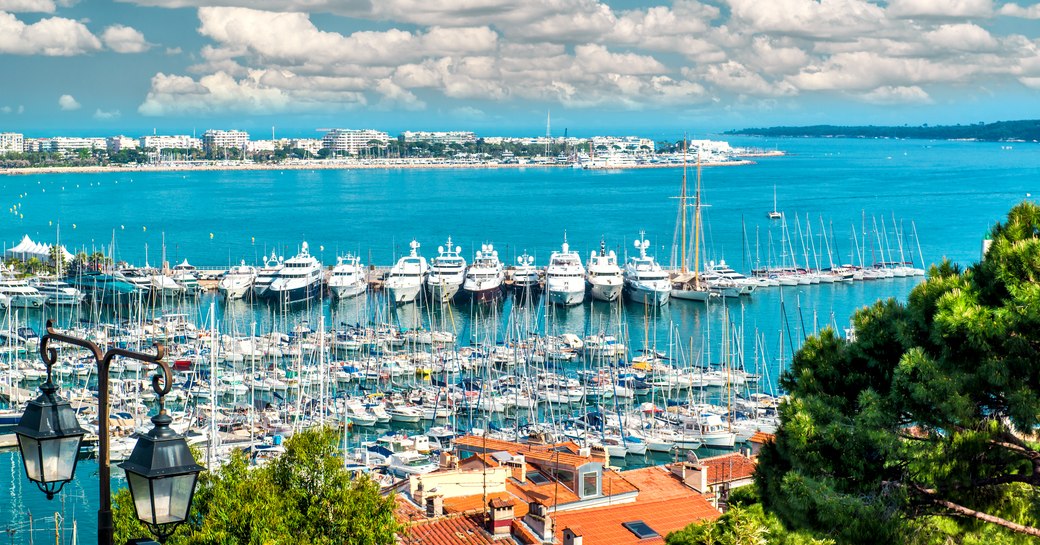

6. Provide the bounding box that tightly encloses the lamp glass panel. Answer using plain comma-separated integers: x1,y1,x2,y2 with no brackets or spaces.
127,472,155,523
17,436,42,482
52,436,82,481
152,474,197,524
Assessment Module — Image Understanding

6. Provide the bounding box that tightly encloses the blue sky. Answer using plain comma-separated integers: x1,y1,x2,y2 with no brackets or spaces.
1,0,1039,138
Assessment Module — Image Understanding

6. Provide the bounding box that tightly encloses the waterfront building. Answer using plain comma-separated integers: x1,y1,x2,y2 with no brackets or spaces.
106,136,138,153
397,436,724,545
203,129,250,154
247,140,277,153
48,137,106,152
139,135,203,150
400,131,477,145
0,132,23,154
288,138,323,156
321,128,390,155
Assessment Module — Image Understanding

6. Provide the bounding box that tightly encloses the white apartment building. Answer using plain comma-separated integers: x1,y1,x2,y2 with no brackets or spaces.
203,130,250,153
400,131,476,145
247,140,277,153
106,136,138,153
288,138,323,156
0,132,24,154
49,137,106,152
139,135,202,150
321,129,390,154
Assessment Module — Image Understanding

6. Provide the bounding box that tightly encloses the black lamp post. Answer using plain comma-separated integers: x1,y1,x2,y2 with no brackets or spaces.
14,320,204,545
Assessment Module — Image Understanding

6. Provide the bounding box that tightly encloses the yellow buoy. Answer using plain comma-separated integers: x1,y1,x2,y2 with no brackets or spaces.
209,233,214,239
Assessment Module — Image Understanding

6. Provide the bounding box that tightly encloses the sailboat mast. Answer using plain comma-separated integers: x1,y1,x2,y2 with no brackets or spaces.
680,138,688,274
693,149,703,289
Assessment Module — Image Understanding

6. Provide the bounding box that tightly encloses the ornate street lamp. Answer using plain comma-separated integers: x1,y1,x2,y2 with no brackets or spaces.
13,368,86,499
120,373,204,542
16,321,204,545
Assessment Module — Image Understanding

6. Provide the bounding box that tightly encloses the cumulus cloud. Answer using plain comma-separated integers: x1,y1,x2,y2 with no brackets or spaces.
58,94,80,110
999,3,1040,18
0,12,101,55
102,24,150,53
886,0,993,18
0,0,56,12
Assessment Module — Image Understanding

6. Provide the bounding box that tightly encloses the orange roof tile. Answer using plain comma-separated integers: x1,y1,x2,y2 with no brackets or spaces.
620,466,697,502
454,436,595,468
749,431,775,444
701,453,757,484
553,496,721,544
442,491,530,517
511,519,540,545
400,514,497,545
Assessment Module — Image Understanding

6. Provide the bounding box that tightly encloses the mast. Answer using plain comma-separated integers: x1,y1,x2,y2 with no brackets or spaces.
680,138,688,274
693,149,703,289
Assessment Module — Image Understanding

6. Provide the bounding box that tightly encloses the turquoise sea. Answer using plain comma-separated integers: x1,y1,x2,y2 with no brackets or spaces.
1,136,1038,542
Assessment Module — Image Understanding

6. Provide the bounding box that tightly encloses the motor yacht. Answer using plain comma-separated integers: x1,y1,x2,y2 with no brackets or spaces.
545,240,585,306
266,242,323,304
171,259,200,293
426,237,465,304
623,235,670,306
0,277,47,308
31,279,85,305
510,253,540,297
252,251,283,299
586,240,622,302
218,261,257,300
385,240,428,305
463,244,504,303
328,253,367,299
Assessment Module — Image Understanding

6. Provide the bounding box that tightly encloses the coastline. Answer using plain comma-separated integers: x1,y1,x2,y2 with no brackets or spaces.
0,158,759,176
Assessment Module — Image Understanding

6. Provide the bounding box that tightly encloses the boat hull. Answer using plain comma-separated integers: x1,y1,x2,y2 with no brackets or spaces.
464,285,503,304
265,280,322,305
387,282,422,304
427,280,461,303
590,282,622,302
670,288,711,301
548,288,584,306
625,284,670,306
331,281,367,299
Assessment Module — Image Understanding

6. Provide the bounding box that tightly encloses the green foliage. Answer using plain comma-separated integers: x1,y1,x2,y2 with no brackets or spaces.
757,201,1040,544
666,501,834,545
114,427,401,545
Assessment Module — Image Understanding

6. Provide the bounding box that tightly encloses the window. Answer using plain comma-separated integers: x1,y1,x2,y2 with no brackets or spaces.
527,471,550,485
622,521,659,539
582,471,598,497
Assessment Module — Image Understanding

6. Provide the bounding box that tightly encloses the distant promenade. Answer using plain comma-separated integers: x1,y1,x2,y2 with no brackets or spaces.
0,156,762,176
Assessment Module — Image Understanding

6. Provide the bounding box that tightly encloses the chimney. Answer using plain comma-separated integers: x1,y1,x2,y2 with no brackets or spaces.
507,454,527,482
563,527,583,545
439,451,459,470
578,447,591,458
524,501,554,543
425,494,443,518
487,498,515,537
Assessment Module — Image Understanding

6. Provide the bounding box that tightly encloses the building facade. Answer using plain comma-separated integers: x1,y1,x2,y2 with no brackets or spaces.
202,130,250,153
321,129,390,155
0,132,24,154
139,135,202,150
106,136,139,153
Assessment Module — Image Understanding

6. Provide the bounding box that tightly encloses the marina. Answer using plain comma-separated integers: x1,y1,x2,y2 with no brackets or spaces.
0,136,1035,541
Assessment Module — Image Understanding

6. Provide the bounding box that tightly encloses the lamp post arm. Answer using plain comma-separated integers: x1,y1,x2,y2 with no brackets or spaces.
41,320,167,545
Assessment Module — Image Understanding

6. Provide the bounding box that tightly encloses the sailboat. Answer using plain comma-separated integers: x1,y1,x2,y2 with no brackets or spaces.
768,185,783,219
671,144,712,302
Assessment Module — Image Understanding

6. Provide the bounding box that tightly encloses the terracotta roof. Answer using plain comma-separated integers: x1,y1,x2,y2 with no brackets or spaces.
454,436,598,468
700,453,757,484
490,498,515,509
400,514,500,545
510,519,540,545
749,431,775,444
395,494,427,523
553,496,720,544
442,491,530,518
619,466,697,502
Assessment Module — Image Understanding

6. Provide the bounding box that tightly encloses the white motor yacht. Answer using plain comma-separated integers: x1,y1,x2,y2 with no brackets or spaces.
426,237,466,303
329,253,367,299
0,278,46,308
463,244,504,303
586,240,623,302
266,242,323,304
385,240,428,305
31,279,85,305
510,253,540,297
171,259,200,293
545,239,586,306
218,261,257,300
623,235,670,306
252,251,283,299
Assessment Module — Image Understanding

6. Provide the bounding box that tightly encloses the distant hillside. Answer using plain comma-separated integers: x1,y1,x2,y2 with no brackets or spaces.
727,120,1040,141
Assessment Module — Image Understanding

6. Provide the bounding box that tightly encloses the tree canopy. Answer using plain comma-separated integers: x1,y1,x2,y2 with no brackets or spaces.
114,426,401,545
757,201,1040,544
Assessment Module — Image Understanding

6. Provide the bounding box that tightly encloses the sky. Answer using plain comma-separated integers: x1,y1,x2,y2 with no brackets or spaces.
0,0,1039,138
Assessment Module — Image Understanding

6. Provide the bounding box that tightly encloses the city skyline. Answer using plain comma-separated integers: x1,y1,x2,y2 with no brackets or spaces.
1,0,1039,136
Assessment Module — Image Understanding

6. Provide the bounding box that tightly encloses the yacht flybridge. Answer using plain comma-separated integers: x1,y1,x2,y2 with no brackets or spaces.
385,240,428,305
463,244,504,303
586,240,622,302
266,242,322,304
546,238,586,306
426,237,466,304
329,253,367,299
624,234,670,306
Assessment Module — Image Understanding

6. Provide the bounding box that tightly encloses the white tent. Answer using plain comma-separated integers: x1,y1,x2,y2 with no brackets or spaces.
5,235,75,263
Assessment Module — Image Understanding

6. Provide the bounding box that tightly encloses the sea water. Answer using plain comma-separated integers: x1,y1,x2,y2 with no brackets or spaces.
1,136,1037,542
